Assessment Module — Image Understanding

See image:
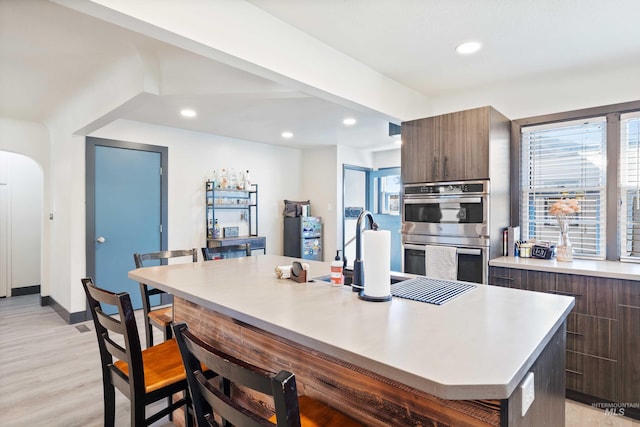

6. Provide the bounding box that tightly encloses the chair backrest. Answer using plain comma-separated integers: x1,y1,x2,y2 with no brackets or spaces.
133,248,198,269
81,277,145,399
133,249,198,348
201,244,251,261
173,322,301,427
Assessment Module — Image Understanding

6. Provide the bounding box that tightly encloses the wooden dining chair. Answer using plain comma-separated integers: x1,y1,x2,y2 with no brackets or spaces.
201,244,251,261
81,278,192,427
133,248,197,348
172,322,363,427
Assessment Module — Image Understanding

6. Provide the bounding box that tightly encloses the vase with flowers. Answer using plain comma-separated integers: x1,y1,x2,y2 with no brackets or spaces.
548,198,580,261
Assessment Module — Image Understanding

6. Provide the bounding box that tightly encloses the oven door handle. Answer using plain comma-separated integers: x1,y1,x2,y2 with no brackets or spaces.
457,248,483,256
404,243,427,251
404,197,482,204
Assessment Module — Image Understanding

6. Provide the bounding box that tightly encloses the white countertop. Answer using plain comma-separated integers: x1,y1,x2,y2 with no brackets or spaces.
129,254,574,400
490,256,640,281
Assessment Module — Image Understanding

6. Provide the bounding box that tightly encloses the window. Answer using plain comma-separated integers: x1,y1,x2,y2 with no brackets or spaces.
620,112,640,259
520,118,607,258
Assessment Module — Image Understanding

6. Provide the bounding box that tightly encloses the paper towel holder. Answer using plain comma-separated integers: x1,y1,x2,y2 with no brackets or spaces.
353,211,392,302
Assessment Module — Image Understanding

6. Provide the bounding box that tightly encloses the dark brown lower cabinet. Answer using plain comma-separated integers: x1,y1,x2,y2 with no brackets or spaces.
617,305,640,406
489,266,640,420
566,313,615,359
565,351,617,400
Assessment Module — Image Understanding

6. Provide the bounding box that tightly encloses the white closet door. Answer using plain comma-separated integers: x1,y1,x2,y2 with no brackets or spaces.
0,184,8,297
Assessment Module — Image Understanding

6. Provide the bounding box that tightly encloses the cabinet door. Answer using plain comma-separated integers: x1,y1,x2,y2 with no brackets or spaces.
438,112,467,181
462,107,490,180
566,351,617,400
401,117,438,183
566,313,615,359
617,305,640,404
556,274,617,319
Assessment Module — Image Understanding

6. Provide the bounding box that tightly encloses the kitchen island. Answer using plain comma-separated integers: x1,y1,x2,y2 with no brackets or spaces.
129,254,574,426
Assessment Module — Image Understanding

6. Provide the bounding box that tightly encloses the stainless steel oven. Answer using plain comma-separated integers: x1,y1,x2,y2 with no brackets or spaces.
402,236,488,284
402,180,492,284
402,180,489,238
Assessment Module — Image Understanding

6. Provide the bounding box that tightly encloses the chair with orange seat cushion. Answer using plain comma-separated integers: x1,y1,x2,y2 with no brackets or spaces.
133,249,197,348
172,322,363,427
81,277,192,427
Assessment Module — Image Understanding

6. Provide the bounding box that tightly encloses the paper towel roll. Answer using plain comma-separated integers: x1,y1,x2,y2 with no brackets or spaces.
362,229,391,298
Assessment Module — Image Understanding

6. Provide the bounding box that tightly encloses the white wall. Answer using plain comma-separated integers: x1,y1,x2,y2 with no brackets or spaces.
430,63,640,121
300,146,338,262
91,119,302,257
373,149,401,170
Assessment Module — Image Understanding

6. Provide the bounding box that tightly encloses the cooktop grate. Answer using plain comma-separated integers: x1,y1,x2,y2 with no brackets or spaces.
391,277,476,305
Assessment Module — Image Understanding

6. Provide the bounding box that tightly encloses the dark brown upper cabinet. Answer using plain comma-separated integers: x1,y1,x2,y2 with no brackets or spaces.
401,106,510,184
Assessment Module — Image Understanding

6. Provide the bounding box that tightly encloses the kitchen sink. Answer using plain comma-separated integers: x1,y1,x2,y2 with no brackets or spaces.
312,270,409,285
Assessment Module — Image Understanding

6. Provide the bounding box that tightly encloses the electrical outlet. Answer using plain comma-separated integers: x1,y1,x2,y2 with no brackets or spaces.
520,372,535,416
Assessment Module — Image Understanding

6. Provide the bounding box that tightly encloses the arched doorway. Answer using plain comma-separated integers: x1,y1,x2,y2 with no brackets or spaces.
0,151,43,298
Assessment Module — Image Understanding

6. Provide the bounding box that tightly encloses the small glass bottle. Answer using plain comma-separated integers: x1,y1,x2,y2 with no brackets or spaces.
238,170,245,190
244,170,252,189
219,168,228,189
214,219,221,239
229,168,237,190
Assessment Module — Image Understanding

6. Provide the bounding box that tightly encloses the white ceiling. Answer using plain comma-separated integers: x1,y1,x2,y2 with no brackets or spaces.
2,0,640,151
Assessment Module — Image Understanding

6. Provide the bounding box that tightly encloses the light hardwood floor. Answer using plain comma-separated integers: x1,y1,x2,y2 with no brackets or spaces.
0,294,173,427
1,294,638,427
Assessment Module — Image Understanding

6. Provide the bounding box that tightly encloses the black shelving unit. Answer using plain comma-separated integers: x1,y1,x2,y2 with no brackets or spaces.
205,181,258,241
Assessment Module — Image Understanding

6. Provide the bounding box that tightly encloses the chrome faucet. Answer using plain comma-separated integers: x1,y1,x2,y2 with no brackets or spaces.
352,210,378,293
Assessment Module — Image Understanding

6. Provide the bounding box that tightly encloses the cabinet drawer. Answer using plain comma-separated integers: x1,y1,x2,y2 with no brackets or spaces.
555,274,617,319
566,351,617,400
566,313,615,359
523,270,555,293
618,279,640,308
488,267,523,288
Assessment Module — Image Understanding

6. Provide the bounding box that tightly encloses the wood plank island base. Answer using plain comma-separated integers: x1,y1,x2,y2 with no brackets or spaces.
129,255,574,426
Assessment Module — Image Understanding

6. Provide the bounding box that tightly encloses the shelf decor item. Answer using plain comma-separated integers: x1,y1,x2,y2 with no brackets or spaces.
548,198,580,261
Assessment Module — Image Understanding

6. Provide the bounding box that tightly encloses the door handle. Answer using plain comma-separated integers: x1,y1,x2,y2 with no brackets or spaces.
96,236,106,243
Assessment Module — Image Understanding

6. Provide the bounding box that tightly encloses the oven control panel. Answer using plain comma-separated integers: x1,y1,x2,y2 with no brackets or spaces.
404,180,488,196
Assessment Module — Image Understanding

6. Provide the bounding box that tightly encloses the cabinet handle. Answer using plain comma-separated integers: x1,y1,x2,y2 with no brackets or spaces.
493,276,514,281
566,330,583,337
551,290,583,297
566,369,583,376
432,157,438,180
443,156,448,179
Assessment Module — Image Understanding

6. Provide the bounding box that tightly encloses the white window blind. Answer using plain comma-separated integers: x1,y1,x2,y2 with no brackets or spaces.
521,118,607,258
620,112,640,259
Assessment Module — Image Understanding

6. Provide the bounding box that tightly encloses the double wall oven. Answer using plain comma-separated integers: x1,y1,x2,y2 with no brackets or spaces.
402,180,492,284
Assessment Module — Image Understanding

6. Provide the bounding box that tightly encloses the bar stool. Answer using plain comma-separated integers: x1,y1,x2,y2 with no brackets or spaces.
81,278,192,427
133,249,197,348
173,322,364,427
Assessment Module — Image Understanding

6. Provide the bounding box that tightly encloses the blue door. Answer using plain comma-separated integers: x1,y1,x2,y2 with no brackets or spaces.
368,168,402,272
90,142,164,311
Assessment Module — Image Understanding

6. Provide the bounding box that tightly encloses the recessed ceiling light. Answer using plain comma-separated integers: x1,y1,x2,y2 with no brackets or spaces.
180,109,197,118
343,117,357,126
281,131,293,139
456,41,482,55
